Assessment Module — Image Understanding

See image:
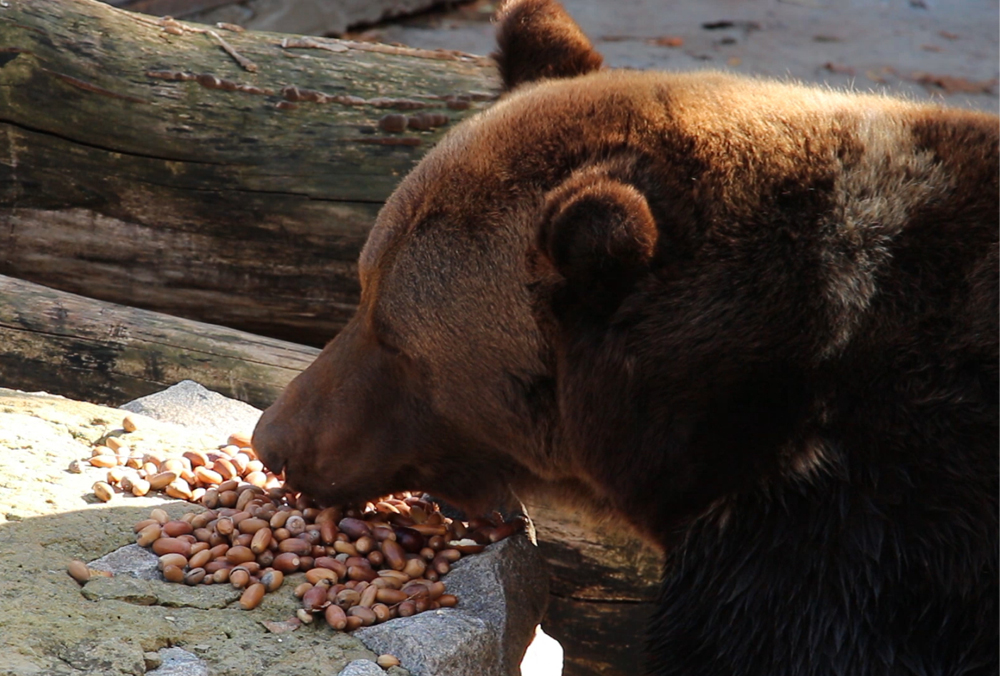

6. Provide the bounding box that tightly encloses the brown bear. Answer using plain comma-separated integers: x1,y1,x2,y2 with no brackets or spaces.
252,0,999,673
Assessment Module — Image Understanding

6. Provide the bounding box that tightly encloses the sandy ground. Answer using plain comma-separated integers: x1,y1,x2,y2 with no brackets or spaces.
363,0,998,112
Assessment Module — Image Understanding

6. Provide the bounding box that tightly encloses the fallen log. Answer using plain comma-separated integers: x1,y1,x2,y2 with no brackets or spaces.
527,497,662,676
110,0,458,36
0,0,496,346
0,274,320,408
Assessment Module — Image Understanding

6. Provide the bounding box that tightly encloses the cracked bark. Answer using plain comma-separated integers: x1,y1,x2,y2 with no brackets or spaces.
0,273,319,408
0,0,497,346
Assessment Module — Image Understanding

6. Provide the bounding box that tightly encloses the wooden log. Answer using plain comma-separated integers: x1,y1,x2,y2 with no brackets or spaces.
0,0,497,346
0,274,320,408
114,0,460,37
527,497,662,676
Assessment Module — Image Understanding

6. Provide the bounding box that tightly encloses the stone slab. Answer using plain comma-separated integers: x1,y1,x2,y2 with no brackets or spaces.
120,380,261,442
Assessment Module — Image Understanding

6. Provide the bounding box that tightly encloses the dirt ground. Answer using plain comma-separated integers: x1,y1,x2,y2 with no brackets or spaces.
360,0,998,112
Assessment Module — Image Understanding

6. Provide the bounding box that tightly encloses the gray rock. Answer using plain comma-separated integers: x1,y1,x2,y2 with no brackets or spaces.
338,660,386,676
147,648,209,676
120,380,260,441
80,575,241,609
355,534,548,676
89,544,160,580
53,638,146,676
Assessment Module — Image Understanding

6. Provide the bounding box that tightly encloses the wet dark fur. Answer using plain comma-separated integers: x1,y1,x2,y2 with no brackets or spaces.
254,1,999,672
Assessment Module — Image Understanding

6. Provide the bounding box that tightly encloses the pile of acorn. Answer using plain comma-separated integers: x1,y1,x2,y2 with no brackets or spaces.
69,415,524,633
75,418,282,504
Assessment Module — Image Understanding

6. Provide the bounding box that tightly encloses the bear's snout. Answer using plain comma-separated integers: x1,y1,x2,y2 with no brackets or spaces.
250,405,287,478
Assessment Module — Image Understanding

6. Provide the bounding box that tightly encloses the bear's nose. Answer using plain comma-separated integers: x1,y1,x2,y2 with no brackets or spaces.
251,411,287,476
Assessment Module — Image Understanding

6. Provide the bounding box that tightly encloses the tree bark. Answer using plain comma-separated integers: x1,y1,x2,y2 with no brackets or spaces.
0,274,320,408
0,0,497,346
527,497,662,676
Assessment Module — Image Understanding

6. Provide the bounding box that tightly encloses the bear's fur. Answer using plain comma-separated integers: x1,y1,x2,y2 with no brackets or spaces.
253,1,998,672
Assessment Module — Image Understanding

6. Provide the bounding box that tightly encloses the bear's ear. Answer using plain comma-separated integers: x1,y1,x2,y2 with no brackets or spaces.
493,0,603,91
537,172,658,310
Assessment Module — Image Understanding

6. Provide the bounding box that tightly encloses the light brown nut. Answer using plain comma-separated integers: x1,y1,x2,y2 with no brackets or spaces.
121,415,138,433
158,553,188,570
302,585,330,612
380,539,406,571
239,582,265,610
324,604,347,630
92,481,115,502
162,458,187,475
194,466,223,485
334,588,360,609
228,431,252,447
90,455,118,469
225,545,255,564
261,569,284,593
344,615,365,631
213,458,238,481
333,540,358,556
184,567,206,585
278,538,311,555
91,445,114,458
269,510,292,529
372,603,392,623
359,584,378,608
162,520,193,537
244,470,267,488
238,517,270,534
402,557,427,579
130,478,152,497
375,588,408,605
67,559,91,584
293,582,313,599
272,552,301,573
347,606,376,626
426,581,446,600
338,518,371,539
305,568,337,585
148,471,178,491
149,508,169,524
136,523,162,547
133,518,159,533
438,593,458,607
188,549,211,569
229,568,251,589
105,437,127,452
182,450,209,468
250,527,273,554
377,654,401,668
152,538,191,557
162,564,185,583
347,565,377,582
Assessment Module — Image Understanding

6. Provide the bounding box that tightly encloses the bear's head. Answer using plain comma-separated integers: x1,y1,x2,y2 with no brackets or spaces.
252,0,829,539
252,0,630,519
